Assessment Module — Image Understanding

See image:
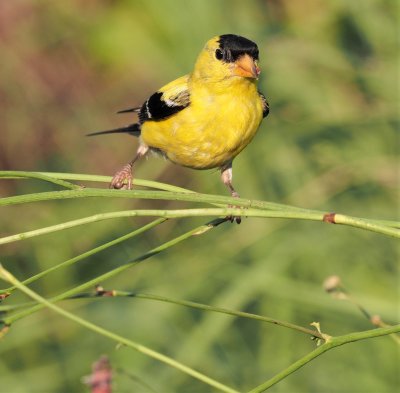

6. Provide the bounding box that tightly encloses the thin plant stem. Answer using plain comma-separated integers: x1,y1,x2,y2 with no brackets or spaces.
72,290,326,340
0,266,239,393
1,207,398,245
0,300,35,313
0,171,80,190
2,218,226,325
0,170,192,193
0,184,324,213
0,208,320,246
0,219,166,294
333,214,399,236
247,324,400,392
2,290,325,340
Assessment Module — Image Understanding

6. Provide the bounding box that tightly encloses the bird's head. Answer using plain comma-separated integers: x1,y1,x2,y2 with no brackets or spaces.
192,34,260,82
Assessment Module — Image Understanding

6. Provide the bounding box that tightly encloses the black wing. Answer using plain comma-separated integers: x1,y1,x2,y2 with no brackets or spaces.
138,88,190,123
116,75,190,123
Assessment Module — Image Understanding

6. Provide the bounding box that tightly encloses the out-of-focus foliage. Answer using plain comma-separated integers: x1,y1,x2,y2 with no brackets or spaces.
0,1,398,392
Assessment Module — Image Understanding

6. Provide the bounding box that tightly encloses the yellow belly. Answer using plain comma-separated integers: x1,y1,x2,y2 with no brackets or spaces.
141,82,263,169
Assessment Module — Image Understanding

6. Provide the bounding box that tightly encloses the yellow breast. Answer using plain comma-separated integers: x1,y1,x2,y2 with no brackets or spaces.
141,77,263,169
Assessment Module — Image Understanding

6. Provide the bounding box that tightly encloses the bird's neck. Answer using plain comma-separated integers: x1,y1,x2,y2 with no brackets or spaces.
190,73,258,96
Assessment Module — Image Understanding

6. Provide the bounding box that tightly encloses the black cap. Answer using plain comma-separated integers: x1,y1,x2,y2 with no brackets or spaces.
216,34,259,62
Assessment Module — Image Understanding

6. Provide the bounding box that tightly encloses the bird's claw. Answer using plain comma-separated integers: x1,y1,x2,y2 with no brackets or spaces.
225,191,242,224
110,164,133,190
225,213,242,224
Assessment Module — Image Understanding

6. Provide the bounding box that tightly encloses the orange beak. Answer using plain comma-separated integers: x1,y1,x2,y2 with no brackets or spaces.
233,54,260,79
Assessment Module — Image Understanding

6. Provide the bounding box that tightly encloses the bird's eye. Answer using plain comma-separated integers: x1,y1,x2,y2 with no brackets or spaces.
215,49,223,60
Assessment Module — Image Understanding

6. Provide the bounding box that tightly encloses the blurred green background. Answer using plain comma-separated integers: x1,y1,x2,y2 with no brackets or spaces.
0,0,398,392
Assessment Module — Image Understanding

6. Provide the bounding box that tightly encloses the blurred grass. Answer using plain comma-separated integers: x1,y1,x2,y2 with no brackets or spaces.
0,0,399,392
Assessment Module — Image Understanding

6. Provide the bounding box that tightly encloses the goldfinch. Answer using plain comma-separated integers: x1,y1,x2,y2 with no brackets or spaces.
89,34,269,214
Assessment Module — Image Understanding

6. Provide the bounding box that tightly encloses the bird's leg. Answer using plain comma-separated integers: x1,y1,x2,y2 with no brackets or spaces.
220,163,241,224
110,145,149,190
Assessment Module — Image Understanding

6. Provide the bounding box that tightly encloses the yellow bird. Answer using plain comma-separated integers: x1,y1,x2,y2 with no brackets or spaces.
89,34,269,220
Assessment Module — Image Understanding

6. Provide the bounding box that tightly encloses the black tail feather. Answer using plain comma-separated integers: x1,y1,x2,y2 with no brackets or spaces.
116,107,141,114
86,123,141,137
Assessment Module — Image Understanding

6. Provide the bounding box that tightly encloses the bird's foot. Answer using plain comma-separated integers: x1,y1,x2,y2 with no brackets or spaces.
110,163,133,190
226,191,242,224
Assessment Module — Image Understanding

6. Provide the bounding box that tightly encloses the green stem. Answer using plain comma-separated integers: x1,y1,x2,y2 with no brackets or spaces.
2,218,226,325
0,219,166,294
0,170,193,193
0,266,239,393
0,171,80,190
0,208,320,245
0,291,325,340
62,290,326,340
1,207,398,246
0,301,35,313
333,214,399,237
247,324,400,392
0,171,313,213
0,185,321,213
